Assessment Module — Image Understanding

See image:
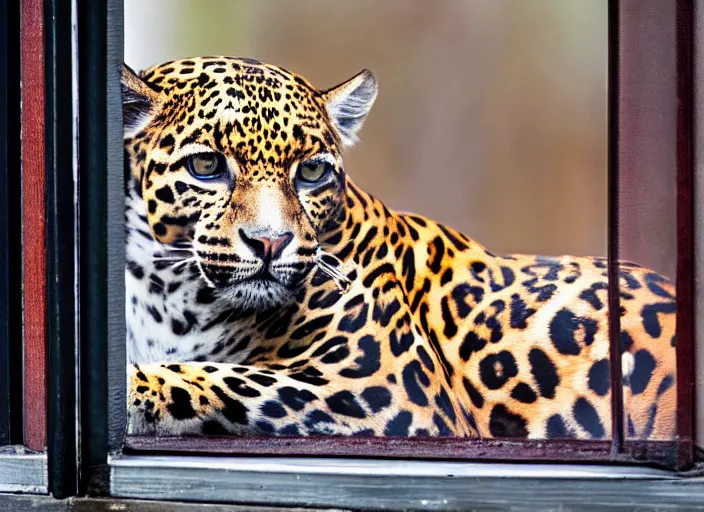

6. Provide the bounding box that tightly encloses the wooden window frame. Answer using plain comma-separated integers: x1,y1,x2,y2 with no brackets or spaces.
21,0,48,456
3,0,703,507
0,0,50,495
0,0,23,449
118,0,698,471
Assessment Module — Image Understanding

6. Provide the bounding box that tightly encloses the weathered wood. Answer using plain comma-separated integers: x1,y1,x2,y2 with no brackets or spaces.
124,435,686,469
106,0,127,454
20,0,47,453
0,451,47,493
0,494,332,511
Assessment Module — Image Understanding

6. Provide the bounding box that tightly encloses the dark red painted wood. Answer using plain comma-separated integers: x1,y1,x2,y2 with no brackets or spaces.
607,0,625,456
675,0,695,462
21,0,47,451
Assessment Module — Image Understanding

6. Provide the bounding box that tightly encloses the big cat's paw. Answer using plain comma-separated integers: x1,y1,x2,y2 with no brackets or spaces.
126,363,205,436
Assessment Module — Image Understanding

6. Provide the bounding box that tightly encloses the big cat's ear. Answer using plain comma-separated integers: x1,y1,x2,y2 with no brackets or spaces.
121,64,161,138
321,69,378,147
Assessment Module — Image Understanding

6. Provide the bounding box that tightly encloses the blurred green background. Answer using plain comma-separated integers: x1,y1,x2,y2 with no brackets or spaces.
125,0,607,259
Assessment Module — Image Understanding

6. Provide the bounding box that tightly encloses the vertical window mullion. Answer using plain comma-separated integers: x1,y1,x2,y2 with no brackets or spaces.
674,0,695,453
694,0,704,454
607,0,625,455
44,0,78,498
77,0,110,493
105,0,127,454
0,0,23,447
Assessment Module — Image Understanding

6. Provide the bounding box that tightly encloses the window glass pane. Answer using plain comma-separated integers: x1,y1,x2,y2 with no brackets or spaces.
616,2,679,442
120,0,678,453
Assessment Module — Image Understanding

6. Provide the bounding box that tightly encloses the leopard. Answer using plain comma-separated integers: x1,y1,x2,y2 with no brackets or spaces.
123,56,676,440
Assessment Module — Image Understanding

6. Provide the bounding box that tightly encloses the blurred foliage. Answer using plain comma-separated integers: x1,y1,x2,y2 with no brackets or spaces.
126,0,608,258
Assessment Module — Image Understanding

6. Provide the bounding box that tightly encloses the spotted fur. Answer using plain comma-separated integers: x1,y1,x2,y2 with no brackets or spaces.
124,57,676,440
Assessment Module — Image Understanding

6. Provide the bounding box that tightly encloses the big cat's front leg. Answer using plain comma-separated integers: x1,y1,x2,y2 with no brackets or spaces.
127,361,476,438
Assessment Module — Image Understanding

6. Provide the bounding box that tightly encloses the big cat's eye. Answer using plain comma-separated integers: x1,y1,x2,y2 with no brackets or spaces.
187,153,226,179
296,161,332,184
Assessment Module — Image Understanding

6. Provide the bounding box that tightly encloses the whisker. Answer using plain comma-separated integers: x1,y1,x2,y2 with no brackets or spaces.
160,248,193,254
171,256,198,270
163,238,194,247
152,242,197,265
195,260,216,289
152,256,190,262
315,248,352,292
152,255,199,272
219,307,239,326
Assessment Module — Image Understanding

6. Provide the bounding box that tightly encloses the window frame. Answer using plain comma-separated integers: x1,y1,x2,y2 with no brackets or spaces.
21,0,49,456
3,0,702,506
676,0,696,453
0,0,49,495
0,0,23,449
695,0,704,450
115,0,698,473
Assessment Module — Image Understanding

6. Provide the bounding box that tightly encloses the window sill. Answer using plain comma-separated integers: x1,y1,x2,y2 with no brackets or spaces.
110,453,704,510
0,447,47,494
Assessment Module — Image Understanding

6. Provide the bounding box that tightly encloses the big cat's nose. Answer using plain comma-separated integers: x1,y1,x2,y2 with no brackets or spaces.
239,229,293,261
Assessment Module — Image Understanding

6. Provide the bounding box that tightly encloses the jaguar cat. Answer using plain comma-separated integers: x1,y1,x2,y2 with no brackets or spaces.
123,57,676,440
